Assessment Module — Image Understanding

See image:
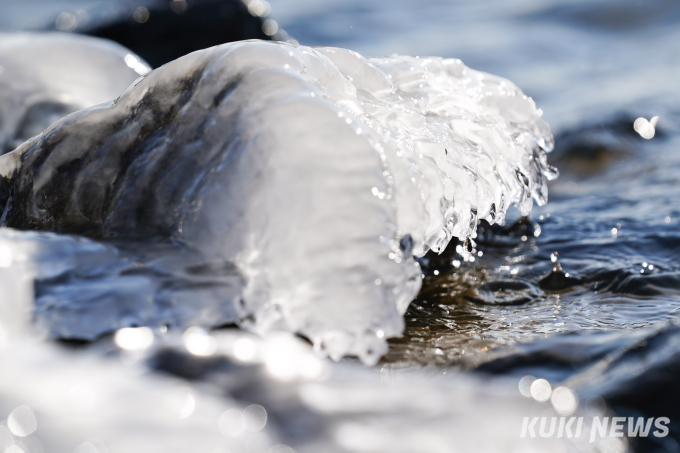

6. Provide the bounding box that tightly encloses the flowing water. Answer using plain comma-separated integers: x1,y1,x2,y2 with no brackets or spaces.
1,1,680,452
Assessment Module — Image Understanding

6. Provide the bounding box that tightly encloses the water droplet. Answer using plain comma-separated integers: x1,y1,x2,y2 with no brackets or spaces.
634,116,659,139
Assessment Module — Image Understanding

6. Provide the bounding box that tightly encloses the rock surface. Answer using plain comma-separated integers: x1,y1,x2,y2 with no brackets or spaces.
46,0,275,68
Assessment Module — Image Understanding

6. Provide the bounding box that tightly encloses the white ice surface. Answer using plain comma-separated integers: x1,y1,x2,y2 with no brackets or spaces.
162,41,556,362
0,32,149,153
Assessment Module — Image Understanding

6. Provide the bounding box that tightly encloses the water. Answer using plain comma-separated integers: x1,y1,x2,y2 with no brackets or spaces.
1,0,680,452
385,115,680,366
268,0,680,373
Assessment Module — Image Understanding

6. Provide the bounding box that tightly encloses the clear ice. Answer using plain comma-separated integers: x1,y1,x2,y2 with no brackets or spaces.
0,40,555,363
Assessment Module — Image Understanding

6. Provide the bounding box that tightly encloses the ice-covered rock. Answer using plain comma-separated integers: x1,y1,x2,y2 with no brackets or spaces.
0,40,555,363
0,32,149,154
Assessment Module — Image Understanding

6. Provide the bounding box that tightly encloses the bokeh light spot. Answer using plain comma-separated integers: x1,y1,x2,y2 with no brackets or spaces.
7,405,37,437
219,409,245,438
530,378,552,402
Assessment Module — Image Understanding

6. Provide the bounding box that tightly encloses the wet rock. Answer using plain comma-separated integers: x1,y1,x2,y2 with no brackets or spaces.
548,113,666,175
46,0,275,68
476,216,541,247
522,0,680,32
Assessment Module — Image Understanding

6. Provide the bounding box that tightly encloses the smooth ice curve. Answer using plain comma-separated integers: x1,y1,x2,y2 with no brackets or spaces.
0,32,150,154
0,40,555,363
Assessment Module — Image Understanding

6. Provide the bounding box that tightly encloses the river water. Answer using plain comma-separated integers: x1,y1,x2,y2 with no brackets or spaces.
270,0,680,448
277,1,680,450
1,1,680,452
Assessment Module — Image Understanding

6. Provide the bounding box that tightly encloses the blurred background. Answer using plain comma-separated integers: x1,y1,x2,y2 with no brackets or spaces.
2,0,679,130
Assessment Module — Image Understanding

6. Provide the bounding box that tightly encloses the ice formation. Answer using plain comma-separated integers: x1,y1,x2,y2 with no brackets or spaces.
0,243,610,453
0,40,555,363
0,32,149,154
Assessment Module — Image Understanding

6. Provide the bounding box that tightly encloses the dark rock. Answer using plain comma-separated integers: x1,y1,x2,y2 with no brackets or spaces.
476,216,541,247
475,324,680,451
521,0,680,32
548,113,666,175
149,347,247,380
46,0,277,68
